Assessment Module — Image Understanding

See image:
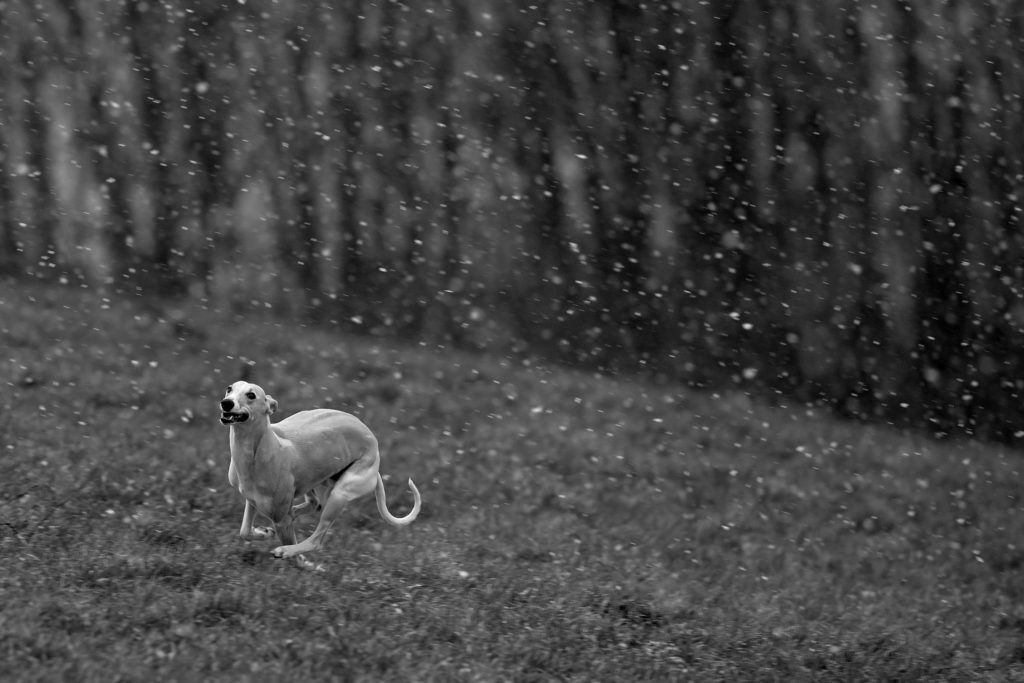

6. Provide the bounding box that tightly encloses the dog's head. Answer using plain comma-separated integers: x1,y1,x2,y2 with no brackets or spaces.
220,381,278,425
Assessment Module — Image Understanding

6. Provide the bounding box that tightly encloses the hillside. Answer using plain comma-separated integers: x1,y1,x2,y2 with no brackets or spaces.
2,281,1023,681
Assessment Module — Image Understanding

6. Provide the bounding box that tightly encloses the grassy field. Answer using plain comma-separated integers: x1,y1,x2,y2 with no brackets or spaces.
2,281,1024,681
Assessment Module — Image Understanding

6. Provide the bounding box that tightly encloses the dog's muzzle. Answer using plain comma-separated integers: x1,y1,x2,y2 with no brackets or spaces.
219,399,249,425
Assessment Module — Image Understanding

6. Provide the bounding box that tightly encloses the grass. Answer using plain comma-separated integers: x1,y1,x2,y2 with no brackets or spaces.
2,280,1024,681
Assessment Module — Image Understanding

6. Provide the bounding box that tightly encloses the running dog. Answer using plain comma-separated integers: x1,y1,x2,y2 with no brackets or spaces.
220,381,421,568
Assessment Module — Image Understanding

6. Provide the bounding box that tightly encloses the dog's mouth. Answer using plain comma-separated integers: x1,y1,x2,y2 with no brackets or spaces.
220,411,249,425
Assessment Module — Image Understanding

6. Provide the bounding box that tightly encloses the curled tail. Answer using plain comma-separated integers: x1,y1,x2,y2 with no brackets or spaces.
374,473,421,526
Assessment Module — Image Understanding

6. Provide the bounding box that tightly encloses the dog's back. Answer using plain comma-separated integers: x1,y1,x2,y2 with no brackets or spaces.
271,409,377,462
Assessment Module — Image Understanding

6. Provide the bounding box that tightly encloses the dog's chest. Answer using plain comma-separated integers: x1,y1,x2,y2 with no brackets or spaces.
229,438,290,511
232,459,287,518
232,456,276,494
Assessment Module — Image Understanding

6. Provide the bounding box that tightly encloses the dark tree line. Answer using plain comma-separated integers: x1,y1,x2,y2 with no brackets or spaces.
2,0,1023,440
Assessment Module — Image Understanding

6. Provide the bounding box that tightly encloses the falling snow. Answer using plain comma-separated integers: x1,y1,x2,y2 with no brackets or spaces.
0,1,1021,440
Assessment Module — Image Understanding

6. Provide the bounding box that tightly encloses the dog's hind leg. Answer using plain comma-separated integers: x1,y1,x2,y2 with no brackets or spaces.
271,465,377,560
290,494,315,515
291,480,332,517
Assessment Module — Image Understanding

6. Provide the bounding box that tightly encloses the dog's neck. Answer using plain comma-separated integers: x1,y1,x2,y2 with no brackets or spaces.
229,417,276,465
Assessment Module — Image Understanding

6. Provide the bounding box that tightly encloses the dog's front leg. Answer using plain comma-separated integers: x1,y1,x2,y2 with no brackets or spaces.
272,513,321,571
239,500,273,540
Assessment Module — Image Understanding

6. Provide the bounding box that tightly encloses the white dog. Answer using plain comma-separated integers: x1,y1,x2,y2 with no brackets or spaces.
220,381,421,568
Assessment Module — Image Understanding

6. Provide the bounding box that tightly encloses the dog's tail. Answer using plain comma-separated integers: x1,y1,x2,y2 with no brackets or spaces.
375,473,421,526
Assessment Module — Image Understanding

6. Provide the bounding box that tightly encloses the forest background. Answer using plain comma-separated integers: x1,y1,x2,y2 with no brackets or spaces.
2,0,1023,441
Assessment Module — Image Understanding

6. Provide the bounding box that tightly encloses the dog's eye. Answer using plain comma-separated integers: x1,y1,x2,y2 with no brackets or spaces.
246,391,256,400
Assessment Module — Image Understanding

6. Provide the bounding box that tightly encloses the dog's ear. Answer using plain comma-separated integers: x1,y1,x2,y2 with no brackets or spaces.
266,395,278,415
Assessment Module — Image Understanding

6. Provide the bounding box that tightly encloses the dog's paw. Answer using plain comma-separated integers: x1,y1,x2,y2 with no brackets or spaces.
271,546,322,571
296,556,325,572
241,527,274,541
271,544,296,558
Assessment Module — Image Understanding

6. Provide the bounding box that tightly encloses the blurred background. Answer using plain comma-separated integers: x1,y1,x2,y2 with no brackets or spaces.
1,0,1023,440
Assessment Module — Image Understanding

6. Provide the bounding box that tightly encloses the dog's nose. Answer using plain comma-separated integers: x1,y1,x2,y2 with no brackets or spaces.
220,399,234,411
